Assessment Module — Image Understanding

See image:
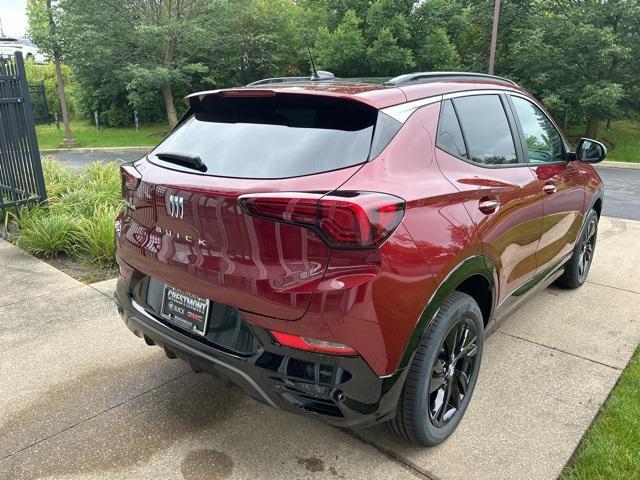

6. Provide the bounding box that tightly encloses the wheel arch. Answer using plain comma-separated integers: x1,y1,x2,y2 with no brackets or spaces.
592,196,603,218
587,187,604,219
396,254,496,372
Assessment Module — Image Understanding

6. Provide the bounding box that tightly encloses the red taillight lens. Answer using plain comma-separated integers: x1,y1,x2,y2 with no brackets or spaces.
238,191,405,249
270,331,357,356
240,193,320,225
120,164,141,194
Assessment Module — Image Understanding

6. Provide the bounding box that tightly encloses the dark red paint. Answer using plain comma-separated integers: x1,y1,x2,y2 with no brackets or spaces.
115,79,603,378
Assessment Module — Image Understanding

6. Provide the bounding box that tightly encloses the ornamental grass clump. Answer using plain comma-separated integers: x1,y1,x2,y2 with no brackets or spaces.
15,159,123,266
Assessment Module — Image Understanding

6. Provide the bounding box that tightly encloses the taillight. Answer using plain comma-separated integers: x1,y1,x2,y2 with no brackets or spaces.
120,164,141,195
238,191,405,249
270,331,357,356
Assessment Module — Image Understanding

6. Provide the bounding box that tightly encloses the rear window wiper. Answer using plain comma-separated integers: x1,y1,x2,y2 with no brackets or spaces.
155,152,207,172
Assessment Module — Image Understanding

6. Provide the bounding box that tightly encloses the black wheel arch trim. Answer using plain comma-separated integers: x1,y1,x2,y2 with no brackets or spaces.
588,188,604,218
396,254,496,372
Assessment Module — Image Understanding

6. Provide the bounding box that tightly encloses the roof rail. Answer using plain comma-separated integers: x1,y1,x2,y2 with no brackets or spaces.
247,71,335,87
386,71,517,87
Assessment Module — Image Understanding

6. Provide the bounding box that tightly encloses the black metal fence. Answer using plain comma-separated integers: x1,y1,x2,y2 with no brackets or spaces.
28,81,50,124
0,51,47,220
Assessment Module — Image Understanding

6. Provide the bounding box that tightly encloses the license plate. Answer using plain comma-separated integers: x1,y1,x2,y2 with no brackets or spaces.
160,285,210,336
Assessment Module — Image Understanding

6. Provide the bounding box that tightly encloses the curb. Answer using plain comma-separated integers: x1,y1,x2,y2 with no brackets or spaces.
599,161,640,169
40,146,154,154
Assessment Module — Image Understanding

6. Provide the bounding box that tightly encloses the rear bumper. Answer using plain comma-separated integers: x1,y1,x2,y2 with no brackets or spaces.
114,274,406,428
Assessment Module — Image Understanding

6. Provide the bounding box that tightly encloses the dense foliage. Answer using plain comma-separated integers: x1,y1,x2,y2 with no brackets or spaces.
24,61,78,118
15,160,123,265
26,0,640,136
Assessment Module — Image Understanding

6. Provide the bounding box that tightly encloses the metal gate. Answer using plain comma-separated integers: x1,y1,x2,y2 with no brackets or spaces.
0,51,47,220
28,81,50,124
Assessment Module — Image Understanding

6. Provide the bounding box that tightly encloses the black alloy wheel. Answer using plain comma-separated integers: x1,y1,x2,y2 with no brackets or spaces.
577,215,597,283
556,208,599,289
428,317,478,427
387,291,484,446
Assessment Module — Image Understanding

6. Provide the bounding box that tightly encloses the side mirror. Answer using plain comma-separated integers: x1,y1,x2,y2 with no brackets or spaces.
576,138,607,163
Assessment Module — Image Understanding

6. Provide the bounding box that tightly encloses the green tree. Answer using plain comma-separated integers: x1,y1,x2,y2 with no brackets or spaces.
506,0,637,137
62,0,222,128
27,0,76,145
409,0,469,53
24,62,77,118
414,27,460,71
367,27,414,77
365,0,413,45
315,10,366,76
211,0,306,86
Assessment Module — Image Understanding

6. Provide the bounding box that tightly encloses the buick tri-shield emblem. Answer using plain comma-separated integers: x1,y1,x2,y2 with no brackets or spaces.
168,195,184,219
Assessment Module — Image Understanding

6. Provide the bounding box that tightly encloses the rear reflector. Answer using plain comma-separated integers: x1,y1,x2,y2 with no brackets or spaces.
238,191,405,249
270,331,357,356
120,164,141,193
116,257,133,279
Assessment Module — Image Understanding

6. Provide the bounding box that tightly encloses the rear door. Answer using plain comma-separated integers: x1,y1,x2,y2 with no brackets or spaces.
117,92,381,320
507,94,585,272
434,93,544,304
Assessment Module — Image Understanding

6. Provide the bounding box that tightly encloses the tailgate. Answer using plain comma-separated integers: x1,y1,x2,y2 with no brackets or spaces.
116,91,383,320
117,159,364,320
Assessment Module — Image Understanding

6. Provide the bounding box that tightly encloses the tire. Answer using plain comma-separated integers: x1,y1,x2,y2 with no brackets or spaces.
556,209,598,289
387,291,484,446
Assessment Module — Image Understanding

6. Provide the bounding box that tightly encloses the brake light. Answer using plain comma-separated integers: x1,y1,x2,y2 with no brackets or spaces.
238,191,405,249
219,90,276,97
270,331,357,356
120,164,141,194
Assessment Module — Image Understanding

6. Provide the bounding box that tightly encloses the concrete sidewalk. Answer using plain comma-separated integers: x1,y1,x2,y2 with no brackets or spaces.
1,217,639,480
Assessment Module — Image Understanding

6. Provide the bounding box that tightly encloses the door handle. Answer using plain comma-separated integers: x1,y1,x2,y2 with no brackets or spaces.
543,182,557,194
478,197,500,214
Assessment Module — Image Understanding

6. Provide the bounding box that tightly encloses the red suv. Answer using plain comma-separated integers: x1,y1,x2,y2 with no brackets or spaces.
114,72,605,446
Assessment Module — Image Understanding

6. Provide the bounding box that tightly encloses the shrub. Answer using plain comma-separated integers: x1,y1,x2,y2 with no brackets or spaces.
16,208,78,257
74,203,121,265
15,159,123,266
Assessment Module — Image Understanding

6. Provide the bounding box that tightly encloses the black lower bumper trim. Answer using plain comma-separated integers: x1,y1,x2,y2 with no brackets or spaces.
127,311,278,409
115,275,406,428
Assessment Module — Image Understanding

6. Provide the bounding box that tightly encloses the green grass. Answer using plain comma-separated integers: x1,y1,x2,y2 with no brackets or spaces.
564,119,640,163
13,160,123,266
562,348,640,479
36,120,168,149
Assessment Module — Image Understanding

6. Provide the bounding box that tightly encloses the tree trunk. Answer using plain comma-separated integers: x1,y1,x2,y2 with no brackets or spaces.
586,116,600,139
47,0,75,146
160,82,178,129
53,52,75,146
488,0,501,74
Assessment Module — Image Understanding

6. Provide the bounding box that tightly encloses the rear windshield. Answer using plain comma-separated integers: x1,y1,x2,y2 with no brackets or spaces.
149,93,379,179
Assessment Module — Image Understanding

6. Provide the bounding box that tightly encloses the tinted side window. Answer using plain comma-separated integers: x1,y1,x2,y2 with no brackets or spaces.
453,95,517,165
436,100,467,159
511,96,564,163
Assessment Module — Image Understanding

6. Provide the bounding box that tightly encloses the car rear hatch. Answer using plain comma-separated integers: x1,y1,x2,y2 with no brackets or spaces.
117,90,399,320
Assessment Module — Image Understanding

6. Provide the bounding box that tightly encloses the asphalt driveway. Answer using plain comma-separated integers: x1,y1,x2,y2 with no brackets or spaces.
47,149,640,221
45,148,149,168
595,165,640,221
1,215,639,480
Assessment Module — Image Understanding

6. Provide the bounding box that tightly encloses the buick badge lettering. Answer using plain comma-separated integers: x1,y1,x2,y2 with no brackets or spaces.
168,195,184,219
155,226,207,247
